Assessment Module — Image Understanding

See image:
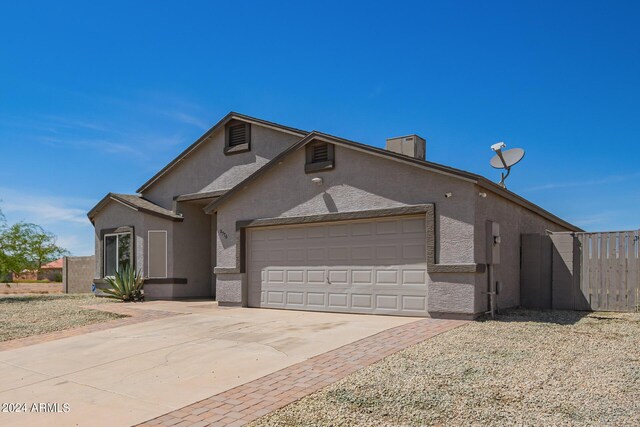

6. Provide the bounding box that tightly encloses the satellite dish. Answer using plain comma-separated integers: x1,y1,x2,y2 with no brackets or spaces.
490,148,525,169
489,142,525,189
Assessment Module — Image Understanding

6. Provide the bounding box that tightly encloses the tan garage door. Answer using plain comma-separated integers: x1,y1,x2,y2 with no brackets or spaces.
247,215,428,316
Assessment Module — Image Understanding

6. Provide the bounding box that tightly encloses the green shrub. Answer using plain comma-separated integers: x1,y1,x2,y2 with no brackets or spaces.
53,272,63,282
103,265,144,302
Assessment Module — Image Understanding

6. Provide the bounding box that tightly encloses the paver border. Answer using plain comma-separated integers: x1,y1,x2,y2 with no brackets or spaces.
137,317,467,427
0,303,181,352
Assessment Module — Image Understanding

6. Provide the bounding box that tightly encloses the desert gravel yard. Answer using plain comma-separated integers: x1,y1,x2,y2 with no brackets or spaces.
0,294,123,342
252,310,640,426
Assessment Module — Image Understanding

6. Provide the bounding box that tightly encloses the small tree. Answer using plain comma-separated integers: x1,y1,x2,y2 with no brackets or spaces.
0,206,69,278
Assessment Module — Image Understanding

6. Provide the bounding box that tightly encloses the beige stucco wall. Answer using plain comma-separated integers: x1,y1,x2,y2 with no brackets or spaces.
141,125,302,209
473,189,572,312
215,144,481,315
172,202,212,298
92,201,210,299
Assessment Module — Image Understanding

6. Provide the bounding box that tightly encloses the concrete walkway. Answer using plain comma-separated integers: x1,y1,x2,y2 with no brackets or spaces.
0,301,422,427
137,317,467,427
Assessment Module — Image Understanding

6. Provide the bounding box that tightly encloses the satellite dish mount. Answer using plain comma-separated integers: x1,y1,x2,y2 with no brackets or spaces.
489,142,525,189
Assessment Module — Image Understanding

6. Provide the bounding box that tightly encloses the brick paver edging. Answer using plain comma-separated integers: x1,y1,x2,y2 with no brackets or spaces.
137,318,467,427
0,304,181,352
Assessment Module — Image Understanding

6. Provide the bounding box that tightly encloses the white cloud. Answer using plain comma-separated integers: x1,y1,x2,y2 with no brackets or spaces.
163,111,210,130
525,173,639,192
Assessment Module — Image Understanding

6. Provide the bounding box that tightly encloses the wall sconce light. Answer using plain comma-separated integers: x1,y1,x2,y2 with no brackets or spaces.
444,192,453,198
479,192,487,198
311,177,323,185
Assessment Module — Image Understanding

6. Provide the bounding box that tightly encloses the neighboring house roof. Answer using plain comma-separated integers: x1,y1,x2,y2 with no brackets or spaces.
87,193,184,222
41,258,63,269
204,131,582,232
135,112,309,194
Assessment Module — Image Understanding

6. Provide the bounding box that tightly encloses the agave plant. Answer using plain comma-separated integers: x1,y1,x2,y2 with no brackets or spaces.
103,264,144,302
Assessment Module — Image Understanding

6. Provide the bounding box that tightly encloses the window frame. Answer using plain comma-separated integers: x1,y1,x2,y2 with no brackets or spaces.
224,121,251,155
147,230,168,279
305,141,335,173
103,230,134,277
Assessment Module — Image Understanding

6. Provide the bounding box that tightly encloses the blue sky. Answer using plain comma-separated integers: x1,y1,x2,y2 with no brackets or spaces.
1,1,639,256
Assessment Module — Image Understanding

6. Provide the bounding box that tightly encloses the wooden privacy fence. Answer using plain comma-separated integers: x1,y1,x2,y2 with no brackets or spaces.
577,231,640,312
521,230,640,312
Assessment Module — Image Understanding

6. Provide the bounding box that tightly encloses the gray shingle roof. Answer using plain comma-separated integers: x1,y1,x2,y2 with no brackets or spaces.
87,193,183,222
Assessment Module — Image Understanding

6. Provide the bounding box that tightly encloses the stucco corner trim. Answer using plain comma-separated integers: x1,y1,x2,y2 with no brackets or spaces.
424,206,484,274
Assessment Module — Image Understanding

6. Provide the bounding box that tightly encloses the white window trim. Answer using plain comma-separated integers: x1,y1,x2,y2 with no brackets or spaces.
103,232,132,277
147,230,168,279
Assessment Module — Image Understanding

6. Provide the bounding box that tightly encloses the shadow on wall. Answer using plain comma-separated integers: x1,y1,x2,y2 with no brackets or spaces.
521,233,589,312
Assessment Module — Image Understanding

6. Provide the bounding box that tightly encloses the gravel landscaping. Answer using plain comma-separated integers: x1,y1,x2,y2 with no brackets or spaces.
252,310,640,426
0,294,124,342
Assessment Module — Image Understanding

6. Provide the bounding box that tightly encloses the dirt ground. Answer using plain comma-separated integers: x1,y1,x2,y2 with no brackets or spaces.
252,309,640,427
0,294,119,342
0,282,63,294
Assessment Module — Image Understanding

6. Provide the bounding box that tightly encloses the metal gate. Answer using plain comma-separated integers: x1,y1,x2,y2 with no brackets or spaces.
577,231,640,312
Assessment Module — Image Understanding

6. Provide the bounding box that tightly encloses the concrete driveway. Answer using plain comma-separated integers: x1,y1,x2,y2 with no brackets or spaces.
0,301,418,427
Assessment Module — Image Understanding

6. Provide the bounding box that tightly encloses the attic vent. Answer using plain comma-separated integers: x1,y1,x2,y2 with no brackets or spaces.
312,142,329,163
228,124,248,146
305,140,335,173
224,121,251,154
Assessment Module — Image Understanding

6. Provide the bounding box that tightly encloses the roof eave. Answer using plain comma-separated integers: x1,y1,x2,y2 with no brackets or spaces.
203,131,581,232
87,193,184,223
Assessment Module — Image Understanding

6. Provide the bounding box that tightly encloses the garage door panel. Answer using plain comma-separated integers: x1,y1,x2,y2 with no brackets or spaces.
402,295,427,311
376,295,399,310
286,270,305,283
376,269,399,284
248,215,428,316
352,269,373,284
376,245,399,260
306,226,326,238
307,248,326,261
286,249,306,262
352,246,373,260
351,222,372,236
328,269,349,284
328,293,349,308
267,291,284,304
328,247,349,260
307,270,326,284
376,220,398,235
402,269,427,285
286,292,305,305
403,244,426,259
351,294,373,309
306,292,325,306
328,224,349,237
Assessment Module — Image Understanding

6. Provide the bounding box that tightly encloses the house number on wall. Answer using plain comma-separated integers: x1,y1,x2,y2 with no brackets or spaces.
218,229,228,239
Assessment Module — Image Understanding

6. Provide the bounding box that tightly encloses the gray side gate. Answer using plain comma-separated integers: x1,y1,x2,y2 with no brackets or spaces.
577,231,639,312
521,230,640,312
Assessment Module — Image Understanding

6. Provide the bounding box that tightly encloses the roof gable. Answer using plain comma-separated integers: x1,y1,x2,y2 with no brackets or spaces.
203,131,580,231
87,193,184,222
136,112,308,194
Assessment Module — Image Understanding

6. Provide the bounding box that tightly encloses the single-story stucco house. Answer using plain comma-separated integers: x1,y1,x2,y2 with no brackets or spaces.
88,112,579,319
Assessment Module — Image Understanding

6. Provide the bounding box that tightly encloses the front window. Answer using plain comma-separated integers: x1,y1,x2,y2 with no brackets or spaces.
104,232,132,276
